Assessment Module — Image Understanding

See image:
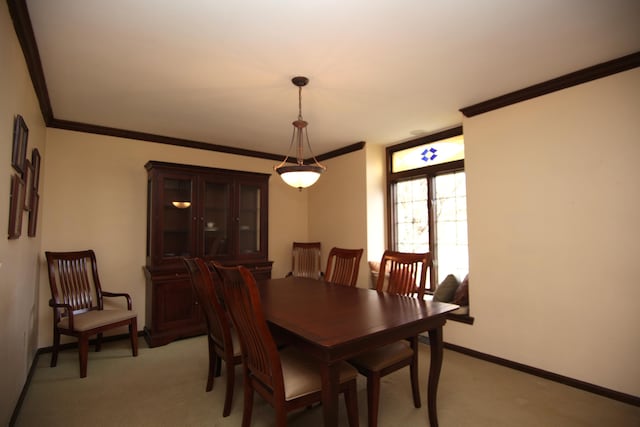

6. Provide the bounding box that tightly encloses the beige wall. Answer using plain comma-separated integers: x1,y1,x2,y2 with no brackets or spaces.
365,143,387,275
0,3,47,425
308,148,370,287
38,129,314,348
446,68,640,396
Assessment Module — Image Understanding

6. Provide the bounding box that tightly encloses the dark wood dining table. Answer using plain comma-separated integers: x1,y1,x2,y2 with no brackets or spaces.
257,276,459,427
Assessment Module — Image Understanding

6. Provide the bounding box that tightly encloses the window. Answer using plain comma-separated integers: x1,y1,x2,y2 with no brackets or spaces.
387,126,468,292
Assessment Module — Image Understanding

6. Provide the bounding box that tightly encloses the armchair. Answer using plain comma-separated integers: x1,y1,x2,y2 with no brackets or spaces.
45,250,138,378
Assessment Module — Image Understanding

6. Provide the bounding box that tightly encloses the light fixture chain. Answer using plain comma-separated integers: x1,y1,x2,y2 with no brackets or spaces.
298,86,303,120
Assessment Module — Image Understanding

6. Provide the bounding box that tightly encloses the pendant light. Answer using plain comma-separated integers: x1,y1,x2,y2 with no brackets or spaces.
274,76,326,189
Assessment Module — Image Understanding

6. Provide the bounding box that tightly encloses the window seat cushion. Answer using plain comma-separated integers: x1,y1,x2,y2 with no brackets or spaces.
452,274,469,306
432,274,460,302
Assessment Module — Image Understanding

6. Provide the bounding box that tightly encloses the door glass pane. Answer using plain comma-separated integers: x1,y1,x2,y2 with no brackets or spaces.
434,171,468,282
162,178,193,258
203,181,230,256
238,184,261,254
393,172,469,287
394,177,429,253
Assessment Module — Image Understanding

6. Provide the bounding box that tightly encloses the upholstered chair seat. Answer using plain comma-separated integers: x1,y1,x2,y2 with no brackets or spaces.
280,347,358,400
349,341,413,372
57,309,137,331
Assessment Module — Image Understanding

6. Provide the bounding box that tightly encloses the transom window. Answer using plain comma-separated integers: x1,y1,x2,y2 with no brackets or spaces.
391,134,464,173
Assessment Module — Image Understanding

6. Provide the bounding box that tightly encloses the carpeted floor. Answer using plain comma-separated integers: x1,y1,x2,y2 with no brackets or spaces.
13,336,640,426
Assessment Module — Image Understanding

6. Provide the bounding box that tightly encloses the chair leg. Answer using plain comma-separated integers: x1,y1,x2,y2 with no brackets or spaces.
95,332,103,352
275,406,287,427
367,373,381,427
51,330,60,367
222,359,235,417
344,379,359,427
206,337,216,392
241,378,254,427
409,337,421,408
78,335,90,378
215,356,223,377
129,318,139,357
410,354,421,408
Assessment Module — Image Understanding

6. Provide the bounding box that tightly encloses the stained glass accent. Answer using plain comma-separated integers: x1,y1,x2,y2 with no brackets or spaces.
392,134,464,173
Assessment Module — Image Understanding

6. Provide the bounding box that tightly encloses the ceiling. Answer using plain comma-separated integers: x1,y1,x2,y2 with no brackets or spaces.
19,0,640,159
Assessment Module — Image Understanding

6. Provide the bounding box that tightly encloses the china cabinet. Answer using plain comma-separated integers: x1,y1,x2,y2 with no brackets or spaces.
143,161,272,347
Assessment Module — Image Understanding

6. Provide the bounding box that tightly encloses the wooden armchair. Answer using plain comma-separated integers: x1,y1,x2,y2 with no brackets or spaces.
183,257,241,417
349,250,432,427
286,241,323,279
324,247,364,287
45,250,138,378
213,262,359,427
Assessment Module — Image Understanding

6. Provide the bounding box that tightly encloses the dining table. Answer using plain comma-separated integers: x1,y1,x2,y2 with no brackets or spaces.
257,276,459,427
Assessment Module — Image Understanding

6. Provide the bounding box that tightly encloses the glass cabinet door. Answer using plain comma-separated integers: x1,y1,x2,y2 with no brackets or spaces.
146,161,270,279
161,176,194,258
237,183,262,255
202,179,231,257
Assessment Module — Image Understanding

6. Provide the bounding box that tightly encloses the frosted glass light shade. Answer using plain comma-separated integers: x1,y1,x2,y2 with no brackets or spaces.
276,165,324,189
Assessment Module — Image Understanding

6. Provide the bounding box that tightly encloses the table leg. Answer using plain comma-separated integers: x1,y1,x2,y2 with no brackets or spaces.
321,361,340,426
427,326,444,427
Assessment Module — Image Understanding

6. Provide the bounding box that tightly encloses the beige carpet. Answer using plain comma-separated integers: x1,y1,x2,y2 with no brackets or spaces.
13,336,640,426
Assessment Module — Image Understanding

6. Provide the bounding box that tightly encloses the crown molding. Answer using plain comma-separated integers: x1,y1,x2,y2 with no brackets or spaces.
49,118,288,161
8,0,53,124
460,51,640,118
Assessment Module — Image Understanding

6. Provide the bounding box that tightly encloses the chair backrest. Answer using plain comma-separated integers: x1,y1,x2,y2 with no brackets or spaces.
291,242,322,279
376,250,432,299
212,262,285,398
183,257,232,349
324,247,364,287
45,250,103,318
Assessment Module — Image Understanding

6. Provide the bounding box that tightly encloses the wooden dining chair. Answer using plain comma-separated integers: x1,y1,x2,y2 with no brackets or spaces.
45,250,138,378
348,250,432,427
324,247,364,287
212,262,359,427
286,241,323,279
183,258,241,417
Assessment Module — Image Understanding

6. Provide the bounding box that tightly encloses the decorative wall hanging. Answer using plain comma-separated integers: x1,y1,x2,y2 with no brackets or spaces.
27,193,39,237
8,173,25,239
11,114,28,175
24,159,33,211
28,148,41,237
